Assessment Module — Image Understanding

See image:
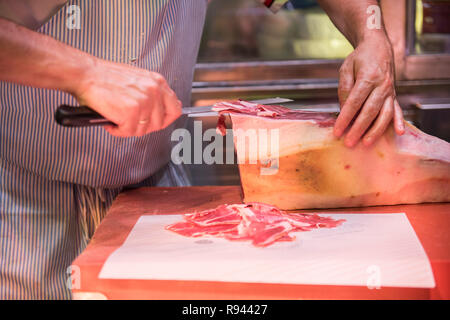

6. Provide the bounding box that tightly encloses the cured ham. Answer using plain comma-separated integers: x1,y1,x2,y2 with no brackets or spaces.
166,203,345,247
212,100,450,210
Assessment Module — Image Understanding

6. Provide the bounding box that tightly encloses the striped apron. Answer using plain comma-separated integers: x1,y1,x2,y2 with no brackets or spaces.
0,0,207,299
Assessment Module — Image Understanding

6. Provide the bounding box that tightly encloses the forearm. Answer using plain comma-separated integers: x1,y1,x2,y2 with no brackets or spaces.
0,18,95,95
0,18,182,137
318,1,404,146
317,0,386,47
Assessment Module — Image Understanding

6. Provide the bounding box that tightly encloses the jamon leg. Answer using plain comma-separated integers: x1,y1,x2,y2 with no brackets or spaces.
213,101,450,210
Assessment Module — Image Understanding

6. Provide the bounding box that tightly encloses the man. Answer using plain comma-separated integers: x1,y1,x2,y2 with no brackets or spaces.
0,0,404,299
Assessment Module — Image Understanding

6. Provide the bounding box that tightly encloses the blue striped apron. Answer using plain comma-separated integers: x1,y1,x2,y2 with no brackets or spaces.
0,0,207,299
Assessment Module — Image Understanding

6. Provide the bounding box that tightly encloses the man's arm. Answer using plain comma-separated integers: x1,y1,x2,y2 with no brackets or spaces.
0,18,181,137
317,0,405,147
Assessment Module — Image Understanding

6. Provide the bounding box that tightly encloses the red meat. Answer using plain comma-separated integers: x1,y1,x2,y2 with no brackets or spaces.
165,203,345,247
213,100,336,135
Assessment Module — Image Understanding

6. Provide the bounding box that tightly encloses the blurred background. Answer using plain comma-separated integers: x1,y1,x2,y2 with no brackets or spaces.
185,0,450,185
198,0,353,62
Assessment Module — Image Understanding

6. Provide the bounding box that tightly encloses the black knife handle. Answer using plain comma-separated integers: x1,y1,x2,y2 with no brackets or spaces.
55,105,115,127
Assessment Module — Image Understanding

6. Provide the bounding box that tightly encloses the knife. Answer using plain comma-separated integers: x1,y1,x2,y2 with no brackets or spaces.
54,97,294,127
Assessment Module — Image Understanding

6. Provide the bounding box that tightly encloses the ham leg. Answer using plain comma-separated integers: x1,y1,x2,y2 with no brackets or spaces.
213,101,450,210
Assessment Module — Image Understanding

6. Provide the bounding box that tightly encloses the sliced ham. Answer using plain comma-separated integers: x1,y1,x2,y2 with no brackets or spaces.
212,100,450,210
184,205,242,226
165,203,345,247
166,221,238,237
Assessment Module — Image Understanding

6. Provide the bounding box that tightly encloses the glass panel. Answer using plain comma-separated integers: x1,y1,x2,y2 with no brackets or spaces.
197,0,353,62
415,0,450,54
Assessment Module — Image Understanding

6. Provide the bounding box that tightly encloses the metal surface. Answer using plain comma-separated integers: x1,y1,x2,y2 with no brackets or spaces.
192,78,450,112
414,100,450,142
415,103,450,110
194,60,342,82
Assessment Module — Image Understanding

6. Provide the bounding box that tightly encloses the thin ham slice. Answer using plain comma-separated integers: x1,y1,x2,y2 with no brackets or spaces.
166,203,345,247
167,221,238,237
184,205,242,226
213,100,336,135
212,100,450,210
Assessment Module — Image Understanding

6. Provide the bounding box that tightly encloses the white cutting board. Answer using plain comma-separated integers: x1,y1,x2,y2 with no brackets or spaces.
98,213,435,288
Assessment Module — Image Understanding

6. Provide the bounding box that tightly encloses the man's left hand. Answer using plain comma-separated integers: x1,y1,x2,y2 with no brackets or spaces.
333,33,405,147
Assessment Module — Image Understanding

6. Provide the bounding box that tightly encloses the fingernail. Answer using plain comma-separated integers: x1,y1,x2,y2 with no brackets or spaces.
344,138,354,148
364,136,373,146
397,122,405,135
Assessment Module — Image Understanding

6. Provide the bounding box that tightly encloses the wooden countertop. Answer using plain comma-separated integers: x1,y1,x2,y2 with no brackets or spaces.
71,186,450,300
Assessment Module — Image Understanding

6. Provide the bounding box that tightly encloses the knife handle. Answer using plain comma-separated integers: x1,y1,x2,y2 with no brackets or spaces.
55,105,115,127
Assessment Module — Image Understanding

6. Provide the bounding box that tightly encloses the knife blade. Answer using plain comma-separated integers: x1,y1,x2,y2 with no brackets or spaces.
54,97,294,127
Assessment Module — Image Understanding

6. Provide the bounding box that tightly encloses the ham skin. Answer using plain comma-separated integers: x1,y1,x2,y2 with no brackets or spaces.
213,100,450,210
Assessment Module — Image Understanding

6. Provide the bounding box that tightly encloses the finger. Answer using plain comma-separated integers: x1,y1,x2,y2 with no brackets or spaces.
135,116,150,137
147,95,165,134
334,78,375,138
164,87,182,117
161,87,182,129
132,94,154,136
149,71,167,87
362,96,394,146
103,125,115,135
393,99,405,135
136,77,166,136
113,105,142,137
338,60,355,107
104,124,128,137
135,98,157,137
102,113,132,137
344,86,387,147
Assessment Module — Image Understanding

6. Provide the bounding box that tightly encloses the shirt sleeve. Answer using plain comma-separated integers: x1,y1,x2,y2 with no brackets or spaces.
260,0,289,13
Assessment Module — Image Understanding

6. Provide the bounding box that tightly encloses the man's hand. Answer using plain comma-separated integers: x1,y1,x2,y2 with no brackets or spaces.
334,34,405,147
75,60,182,137
0,18,182,137
317,0,405,147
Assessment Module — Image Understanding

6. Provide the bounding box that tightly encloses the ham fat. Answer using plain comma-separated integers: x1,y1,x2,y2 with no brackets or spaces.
213,100,450,210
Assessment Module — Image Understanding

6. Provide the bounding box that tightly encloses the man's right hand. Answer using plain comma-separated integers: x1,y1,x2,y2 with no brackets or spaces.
0,18,182,138
75,60,182,137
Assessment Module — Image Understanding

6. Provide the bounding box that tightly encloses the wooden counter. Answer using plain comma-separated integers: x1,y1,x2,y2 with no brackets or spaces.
71,186,450,300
